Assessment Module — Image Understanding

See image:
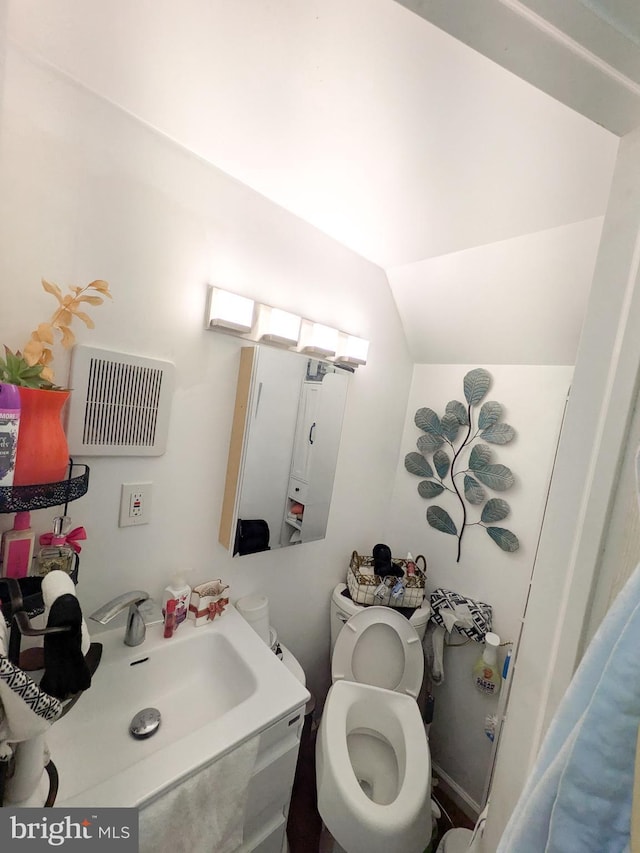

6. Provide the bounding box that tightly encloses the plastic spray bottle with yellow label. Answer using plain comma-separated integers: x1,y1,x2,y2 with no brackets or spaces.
473,632,502,696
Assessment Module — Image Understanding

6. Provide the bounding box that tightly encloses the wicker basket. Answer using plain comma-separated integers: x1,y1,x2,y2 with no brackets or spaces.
347,550,427,608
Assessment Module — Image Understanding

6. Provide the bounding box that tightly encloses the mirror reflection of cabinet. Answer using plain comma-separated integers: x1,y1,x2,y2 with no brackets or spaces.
219,346,349,556
290,382,320,484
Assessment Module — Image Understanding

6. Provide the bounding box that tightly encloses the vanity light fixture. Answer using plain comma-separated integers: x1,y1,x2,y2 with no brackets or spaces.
204,286,368,366
255,304,301,346
298,320,339,357
207,286,255,333
334,333,370,366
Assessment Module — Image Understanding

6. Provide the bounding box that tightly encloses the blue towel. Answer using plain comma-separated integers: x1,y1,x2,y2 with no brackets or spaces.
497,561,640,852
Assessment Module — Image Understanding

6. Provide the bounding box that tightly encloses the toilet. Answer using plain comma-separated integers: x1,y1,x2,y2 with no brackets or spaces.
316,592,433,853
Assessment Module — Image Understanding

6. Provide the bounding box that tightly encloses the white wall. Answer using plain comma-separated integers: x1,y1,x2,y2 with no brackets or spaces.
6,0,617,269
388,364,572,807
386,218,605,364
0,46,414,707
484,122,640,850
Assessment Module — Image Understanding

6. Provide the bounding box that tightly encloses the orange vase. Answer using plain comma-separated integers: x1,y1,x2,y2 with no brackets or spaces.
13,387,71,486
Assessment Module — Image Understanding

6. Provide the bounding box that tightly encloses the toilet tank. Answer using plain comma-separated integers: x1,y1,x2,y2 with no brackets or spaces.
330,583,431,652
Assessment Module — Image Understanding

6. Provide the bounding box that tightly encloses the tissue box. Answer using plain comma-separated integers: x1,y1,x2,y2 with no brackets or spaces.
188,580,230,626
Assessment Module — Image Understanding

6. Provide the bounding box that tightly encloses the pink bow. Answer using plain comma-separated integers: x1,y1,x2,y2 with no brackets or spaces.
39,526,87,554
206,598,229,621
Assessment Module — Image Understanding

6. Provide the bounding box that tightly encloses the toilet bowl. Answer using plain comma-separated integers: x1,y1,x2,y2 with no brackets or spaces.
316,605,432,853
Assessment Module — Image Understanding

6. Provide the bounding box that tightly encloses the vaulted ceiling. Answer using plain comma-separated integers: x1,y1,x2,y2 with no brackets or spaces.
6,0,636,362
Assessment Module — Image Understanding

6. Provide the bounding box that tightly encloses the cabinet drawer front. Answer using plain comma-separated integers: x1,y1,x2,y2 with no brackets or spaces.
245,743,300,835
256,709,304,762
240,812,286,853
288,477,308,503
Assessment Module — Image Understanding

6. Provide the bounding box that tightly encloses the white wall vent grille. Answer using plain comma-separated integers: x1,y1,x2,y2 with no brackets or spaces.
67,346,175,456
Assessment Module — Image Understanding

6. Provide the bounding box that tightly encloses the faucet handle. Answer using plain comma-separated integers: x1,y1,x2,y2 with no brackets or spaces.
124,600,148,647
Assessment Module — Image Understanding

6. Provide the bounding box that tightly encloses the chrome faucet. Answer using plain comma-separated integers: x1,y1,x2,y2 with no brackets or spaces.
90,590,151,646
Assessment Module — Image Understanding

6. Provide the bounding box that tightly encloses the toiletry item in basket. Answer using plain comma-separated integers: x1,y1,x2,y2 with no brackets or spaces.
1,511,35,579
162,569,192,628
374,576,397,601
372,543,404,579
473,632,502,696
163,598,177,638
35,516,83,576
0,383,21,487
390,578,405,601
373,580,387,600
405,553,416,576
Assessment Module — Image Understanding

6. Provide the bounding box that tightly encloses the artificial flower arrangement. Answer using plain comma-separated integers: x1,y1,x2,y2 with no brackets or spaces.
0,278,112,389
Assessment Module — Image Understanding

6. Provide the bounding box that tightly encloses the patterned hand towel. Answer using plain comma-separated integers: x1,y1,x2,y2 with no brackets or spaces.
0,618,62,747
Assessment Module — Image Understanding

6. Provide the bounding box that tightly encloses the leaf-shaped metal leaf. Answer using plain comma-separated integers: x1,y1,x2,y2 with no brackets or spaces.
481,498,510,523
418,480,445,499
463,368,491,406
427,506,458,536
433,448,450,479
480,424,516,445
478,401,502,429
486,527,520,552
464,475,486,504
404,452,434,478
468,443,492,471
415,407,442,436
417,432,444,454
440,413,460,442
474,464,515,491
445,400,469,426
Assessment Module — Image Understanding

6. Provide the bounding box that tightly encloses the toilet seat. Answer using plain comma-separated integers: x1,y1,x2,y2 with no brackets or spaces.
331,606,424,698
316,679,431,853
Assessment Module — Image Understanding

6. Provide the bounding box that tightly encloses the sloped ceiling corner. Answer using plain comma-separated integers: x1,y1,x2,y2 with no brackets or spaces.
7,0,622,363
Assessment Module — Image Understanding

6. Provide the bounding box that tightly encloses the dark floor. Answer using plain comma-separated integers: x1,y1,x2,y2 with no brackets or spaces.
287,716,474,853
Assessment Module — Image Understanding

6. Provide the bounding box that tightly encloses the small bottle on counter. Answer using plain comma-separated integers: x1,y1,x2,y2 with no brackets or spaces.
163,598,177,639
34,516,75,576
162,569,192,628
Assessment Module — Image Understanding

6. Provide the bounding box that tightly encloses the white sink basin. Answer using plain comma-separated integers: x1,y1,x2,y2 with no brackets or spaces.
47,604,309,807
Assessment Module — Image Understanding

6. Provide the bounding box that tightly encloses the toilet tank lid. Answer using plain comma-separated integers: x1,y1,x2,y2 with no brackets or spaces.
331,583,431,628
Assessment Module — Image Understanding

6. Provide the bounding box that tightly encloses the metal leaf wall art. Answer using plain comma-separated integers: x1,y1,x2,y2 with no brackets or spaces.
405,368,519,562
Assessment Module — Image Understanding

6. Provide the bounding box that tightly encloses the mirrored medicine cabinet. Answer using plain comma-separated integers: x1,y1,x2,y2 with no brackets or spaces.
219,345,350,556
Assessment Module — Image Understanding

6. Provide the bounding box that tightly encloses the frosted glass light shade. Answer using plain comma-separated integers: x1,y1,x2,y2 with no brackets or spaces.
255,304,301,346
299,320,339,356
207,286,254,333
335,333,369,365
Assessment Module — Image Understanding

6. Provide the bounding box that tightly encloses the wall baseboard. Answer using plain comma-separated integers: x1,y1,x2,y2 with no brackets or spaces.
432,761,481,823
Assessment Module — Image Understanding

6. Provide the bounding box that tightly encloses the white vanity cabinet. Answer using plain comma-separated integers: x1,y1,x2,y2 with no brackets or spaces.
240,705,306,852
46,606,310,850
